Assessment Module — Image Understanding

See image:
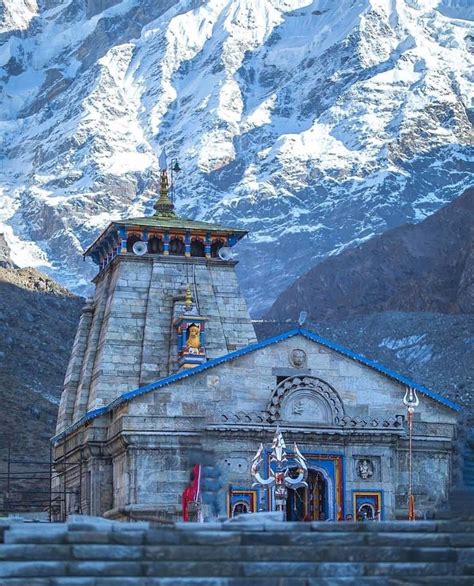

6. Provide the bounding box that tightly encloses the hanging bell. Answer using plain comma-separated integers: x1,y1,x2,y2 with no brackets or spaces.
173,160,181,173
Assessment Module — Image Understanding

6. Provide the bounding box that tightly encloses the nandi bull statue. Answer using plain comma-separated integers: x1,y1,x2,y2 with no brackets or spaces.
251,427,308,519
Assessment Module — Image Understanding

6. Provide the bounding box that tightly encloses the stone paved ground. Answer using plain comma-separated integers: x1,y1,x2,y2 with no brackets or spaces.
0,515,473,585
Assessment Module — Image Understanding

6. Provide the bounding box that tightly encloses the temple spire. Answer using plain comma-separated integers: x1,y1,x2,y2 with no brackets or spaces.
154,149,177,218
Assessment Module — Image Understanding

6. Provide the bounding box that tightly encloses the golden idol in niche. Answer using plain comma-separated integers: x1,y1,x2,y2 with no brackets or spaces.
186,324,201,354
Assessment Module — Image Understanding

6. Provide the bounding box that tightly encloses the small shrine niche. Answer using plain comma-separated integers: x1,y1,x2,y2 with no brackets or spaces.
174,287,208,370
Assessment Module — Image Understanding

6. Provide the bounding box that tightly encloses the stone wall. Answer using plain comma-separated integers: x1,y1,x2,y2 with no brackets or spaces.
54,318,457,521
56,254,256,432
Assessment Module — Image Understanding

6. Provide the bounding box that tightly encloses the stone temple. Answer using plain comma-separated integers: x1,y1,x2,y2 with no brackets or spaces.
53,162,461,522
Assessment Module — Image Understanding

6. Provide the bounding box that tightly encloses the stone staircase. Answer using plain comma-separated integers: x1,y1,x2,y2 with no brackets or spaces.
0,516,473,585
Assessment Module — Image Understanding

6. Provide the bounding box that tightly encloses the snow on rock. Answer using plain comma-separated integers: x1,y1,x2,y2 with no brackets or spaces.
380,335,433,364
0,0,473,310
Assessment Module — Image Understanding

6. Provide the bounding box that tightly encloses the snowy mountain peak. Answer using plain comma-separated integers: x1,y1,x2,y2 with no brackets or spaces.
1,0,473,311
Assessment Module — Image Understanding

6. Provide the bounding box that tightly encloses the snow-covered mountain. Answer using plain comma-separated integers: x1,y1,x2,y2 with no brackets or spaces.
1,0,473,313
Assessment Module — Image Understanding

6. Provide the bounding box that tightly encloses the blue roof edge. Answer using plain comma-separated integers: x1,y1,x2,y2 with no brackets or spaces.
51,327,462,444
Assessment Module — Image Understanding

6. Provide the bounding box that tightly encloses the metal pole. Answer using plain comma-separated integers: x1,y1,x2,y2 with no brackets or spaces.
408,407,415,521
79,452,83,515
49,444,53,522
6,441,11,496
403,387,419,521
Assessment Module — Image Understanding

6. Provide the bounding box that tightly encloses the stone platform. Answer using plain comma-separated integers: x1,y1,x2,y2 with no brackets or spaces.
1,516,474,585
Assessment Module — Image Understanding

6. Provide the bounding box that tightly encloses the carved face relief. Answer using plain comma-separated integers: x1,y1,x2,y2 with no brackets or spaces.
289,348,307,368
356,459,374,480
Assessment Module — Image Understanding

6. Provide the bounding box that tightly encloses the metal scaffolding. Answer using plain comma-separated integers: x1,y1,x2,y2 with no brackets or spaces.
0,444,84,521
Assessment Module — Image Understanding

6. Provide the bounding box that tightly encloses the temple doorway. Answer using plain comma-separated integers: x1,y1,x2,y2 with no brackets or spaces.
286,469,327,521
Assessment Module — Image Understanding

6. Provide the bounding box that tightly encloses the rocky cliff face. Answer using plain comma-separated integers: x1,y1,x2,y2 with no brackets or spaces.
0,267,82,470
266,187,474,322
1,0,473,312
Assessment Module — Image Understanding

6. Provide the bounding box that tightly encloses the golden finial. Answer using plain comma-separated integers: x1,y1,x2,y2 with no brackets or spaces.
184,285,193,311
153,149,176,218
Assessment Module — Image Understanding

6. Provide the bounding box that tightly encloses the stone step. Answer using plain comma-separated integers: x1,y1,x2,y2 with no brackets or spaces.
1,544,471,563
3,578,474,586
1,519,474,582
4,528,474,547
0,560,472,579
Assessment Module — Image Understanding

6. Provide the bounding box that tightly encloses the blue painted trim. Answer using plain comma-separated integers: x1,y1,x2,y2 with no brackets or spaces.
51,328,461,444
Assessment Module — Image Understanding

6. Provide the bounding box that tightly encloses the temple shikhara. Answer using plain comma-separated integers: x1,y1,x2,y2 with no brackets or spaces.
53,156,460,522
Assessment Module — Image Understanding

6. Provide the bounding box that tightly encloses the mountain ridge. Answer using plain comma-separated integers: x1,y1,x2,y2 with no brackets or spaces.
1,0,473,311
266,187,474,322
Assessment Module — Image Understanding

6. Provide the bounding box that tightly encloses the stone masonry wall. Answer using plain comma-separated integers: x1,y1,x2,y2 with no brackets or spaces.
56,254,256,428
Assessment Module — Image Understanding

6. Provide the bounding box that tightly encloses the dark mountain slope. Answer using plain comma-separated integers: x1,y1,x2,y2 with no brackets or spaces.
0,267,83,492
266,187,474,322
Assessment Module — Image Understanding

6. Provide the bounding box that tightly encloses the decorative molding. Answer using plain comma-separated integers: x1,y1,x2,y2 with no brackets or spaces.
220,411,272,425
338,414,404,430
268,376,344,424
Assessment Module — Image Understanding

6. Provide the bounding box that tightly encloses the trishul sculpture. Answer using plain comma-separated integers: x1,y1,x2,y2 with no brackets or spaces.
251,428,308,518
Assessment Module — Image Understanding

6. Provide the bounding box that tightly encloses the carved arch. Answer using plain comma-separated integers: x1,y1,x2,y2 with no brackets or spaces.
267,376,345,425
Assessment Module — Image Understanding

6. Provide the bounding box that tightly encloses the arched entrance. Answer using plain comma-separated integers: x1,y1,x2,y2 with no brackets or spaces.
358,503,376,521
286,470,327,521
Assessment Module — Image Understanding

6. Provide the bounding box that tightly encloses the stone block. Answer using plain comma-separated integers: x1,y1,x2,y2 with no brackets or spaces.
0,574,50,586
145,530,182,545
50,576,98,586
365,532,452,547
110,531,146,545
0,561,67,577
80,576,143,586
449,533,474,547
68,561,143,576
4,527,68,544
242,561,363,577
458,549,474,563
66,531,112,544
72,544,143,560
0,544,71,560
144,561,240,577
367,562,457,576
241,531,363,547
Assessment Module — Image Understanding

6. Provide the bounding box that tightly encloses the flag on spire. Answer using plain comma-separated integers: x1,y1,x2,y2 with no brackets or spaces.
159,148,168,171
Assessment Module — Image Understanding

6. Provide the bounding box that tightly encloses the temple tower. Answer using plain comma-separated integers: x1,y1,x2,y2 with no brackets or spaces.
56,159,256,433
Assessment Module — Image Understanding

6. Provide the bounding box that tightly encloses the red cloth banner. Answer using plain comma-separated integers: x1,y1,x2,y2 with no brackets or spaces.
182,464,201,521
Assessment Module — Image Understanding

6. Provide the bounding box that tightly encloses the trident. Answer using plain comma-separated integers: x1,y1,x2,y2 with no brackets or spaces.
251,428,308,519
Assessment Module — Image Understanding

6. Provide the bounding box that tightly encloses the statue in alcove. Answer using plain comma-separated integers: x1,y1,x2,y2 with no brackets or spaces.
185,324,201,354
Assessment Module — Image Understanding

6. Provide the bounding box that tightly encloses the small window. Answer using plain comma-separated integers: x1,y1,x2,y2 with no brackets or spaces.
148,236,163,254
126,234,141,252
211,239,225,258
191,239,205,257
169,237,185,255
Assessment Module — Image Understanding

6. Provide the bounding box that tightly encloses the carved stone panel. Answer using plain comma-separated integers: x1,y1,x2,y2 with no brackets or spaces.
288,348,307,368
280,390,331,424
268,376,344,424
353,456,381,481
